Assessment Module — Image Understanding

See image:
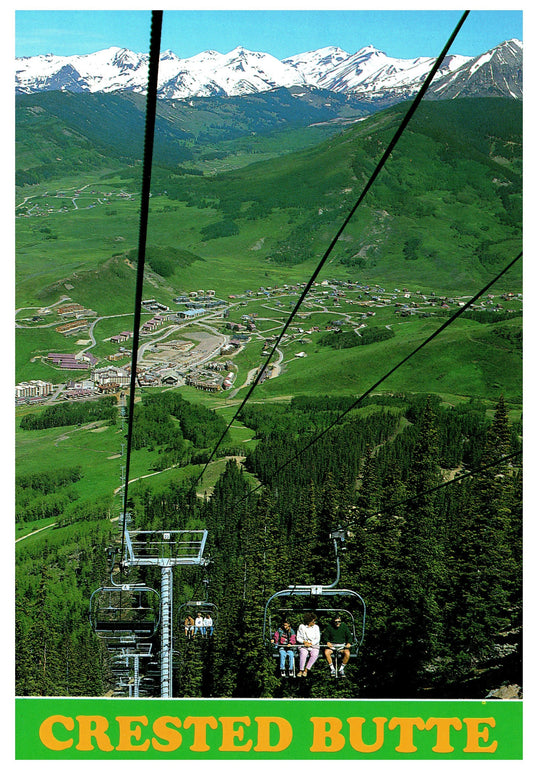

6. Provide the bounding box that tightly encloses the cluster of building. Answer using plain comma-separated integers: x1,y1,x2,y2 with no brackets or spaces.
91,365,130,388
54,303,97,336
185,365,236,393
141,315,166,335
17,278,522,407
226,313,257,334
141,299,169,313
15,379,54,405
139,300,173,336
110,331,133,344
47,352,98,370
56,318,91,335
174,291,227,314
176,290,216,301
175,308,207,321
58,363,184,399
63,383,101,399
56,303,94,318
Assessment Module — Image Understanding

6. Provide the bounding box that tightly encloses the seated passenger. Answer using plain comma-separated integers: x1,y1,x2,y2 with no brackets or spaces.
297,612,320,676
271,619,297,677
184,615,195,638
194,612,206,636
323,614,352,677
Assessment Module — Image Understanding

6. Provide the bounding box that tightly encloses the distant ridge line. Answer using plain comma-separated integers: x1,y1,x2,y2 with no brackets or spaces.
16,39,523,103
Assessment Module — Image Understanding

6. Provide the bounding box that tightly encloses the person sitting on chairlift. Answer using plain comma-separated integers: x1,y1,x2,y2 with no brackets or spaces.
184,615,195,639
323,614,352,677
194,612,206,637
271,619,296,677
204,613,214,637
297,612,320,677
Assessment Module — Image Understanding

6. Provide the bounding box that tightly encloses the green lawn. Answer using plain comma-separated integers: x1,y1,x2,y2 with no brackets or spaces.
16,418,152,507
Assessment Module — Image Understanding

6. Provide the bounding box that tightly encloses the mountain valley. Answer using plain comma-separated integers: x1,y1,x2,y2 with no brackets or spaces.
14,26,523,708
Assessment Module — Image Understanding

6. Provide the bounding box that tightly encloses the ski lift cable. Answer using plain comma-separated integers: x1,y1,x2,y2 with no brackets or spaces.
231,251,522,507
233,448,522,575
116,11,518,566
120,10,163,563
339,448,523,534
192,10,471,487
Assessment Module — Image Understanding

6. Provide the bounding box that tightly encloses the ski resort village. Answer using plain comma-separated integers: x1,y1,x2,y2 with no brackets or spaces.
15,279,522,406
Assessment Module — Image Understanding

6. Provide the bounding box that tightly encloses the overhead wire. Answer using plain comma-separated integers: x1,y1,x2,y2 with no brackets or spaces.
231,250,522,506
84,9,521,674
192,10,471,487
116,10,519,560
120,10,163,563
231,448,523,566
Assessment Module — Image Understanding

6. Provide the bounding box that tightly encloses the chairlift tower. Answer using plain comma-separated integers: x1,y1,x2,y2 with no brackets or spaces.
107,641,154,698
119,392,127,430
122,529,208,698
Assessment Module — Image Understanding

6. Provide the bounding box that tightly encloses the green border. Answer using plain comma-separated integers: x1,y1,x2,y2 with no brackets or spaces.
16,697,522,760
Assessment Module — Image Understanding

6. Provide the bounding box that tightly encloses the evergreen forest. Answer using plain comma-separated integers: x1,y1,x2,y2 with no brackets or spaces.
15,391,522,699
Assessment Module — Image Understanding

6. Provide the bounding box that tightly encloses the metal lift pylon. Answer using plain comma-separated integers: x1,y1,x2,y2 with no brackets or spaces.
121,528,209,698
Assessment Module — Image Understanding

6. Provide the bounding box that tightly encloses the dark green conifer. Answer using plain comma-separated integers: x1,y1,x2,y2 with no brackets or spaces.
383,397,445,694
447,395,521,667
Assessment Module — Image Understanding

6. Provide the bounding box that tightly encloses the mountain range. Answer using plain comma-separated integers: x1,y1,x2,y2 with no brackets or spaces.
16,39,522,104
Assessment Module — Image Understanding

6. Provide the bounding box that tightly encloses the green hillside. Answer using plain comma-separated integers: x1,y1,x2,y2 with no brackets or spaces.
257,315,522,404
16,97,522,312
161,98,522,292
15,87,368,184
14,91,522,702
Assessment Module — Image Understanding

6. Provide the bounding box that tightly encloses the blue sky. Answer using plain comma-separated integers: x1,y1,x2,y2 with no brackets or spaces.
15,6,523,61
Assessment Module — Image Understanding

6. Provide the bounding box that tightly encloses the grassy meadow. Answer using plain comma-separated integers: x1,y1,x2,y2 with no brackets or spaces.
15,95,522,556
15,390,258,531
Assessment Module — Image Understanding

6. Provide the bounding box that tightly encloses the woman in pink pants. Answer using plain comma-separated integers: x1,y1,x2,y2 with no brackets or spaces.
297,612,321,676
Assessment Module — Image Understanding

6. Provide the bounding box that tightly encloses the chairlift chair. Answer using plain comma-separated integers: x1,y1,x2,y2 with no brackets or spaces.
89,584,161,640
263,586,366,655
178,600,218,638
262,530,366,674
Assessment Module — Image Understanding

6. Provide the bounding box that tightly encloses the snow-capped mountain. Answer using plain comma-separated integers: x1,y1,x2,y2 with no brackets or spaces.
15,40,522,102
427,39,523,100
157,46,308,98
283,44,469,95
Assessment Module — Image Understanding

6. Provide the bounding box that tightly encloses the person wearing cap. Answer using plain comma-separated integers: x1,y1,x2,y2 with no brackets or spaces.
323,614,352,677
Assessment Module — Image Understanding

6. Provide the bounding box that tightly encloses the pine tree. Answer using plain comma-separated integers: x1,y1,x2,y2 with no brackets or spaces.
234,490,280,697
312,471,341,583
352,460,407,695
356,445,382,519
286,481,318,586
487,394,511,458
176,632,205,697
379,397,445,695
447,396,521,666
202,460,251,696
